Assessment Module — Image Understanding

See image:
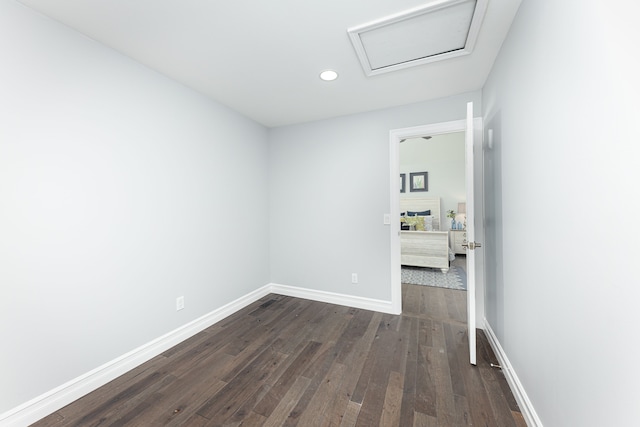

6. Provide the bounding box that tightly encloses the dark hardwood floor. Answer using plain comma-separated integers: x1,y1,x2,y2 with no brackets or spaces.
31,284,525,426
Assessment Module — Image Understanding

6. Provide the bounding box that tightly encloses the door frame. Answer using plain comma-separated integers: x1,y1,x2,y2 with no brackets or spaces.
389,118,485,321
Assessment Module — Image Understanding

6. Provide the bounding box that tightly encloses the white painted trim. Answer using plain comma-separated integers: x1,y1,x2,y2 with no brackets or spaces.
483,318,543,427
269,283,397,315
390,118,483,324
0,285,273,427
1,283,396,426
347,0,488,76
389,129,402,315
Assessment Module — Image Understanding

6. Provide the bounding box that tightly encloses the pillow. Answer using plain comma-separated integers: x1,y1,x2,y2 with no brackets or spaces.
423,215,433,231
402,215,424,230
402,215,436,231
407,210,430,216
400,211,407,216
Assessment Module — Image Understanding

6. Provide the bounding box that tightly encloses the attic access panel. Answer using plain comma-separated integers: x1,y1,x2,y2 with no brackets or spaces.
347,0,487,76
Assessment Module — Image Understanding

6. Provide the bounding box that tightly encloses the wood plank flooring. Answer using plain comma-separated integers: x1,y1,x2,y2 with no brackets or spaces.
31,284,525,426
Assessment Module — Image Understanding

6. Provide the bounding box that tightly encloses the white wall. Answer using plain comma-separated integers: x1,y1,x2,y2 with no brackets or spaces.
482,0,640,425
0,0,269,415
268,92,480,302
400,132,466,229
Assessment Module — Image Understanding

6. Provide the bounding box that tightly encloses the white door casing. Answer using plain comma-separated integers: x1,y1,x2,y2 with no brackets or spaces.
389,107,483,365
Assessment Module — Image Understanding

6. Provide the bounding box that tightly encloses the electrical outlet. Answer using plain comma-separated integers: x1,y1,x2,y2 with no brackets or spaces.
176,296,185,311
351,273,358,284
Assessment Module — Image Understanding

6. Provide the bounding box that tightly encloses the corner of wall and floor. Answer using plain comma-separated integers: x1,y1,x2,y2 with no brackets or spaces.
0,284,399,427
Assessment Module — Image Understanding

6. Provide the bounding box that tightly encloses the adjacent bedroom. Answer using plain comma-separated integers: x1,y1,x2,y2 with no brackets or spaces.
399,131,467,291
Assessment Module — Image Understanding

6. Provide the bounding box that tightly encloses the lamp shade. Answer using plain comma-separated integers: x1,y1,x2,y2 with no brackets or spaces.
457,202,466,214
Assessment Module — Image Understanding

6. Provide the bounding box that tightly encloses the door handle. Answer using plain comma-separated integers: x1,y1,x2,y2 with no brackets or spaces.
462,241,482,250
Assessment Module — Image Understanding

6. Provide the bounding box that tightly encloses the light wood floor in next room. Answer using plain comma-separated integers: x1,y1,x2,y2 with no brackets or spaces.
31,284,525,427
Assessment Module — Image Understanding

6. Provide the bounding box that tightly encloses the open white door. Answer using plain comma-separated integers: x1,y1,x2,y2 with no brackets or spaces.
465,102,479,365
390,111,484,359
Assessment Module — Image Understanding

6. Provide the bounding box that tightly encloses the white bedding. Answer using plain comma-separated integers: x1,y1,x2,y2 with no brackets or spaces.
399,197,452,273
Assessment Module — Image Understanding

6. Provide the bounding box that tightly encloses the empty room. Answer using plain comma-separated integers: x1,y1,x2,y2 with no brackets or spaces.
2,1,639,426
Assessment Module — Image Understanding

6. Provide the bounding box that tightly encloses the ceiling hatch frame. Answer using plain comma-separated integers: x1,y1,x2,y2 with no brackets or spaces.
347,0,488,76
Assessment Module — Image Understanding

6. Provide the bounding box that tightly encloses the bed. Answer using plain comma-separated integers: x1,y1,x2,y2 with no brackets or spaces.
400,197,451,273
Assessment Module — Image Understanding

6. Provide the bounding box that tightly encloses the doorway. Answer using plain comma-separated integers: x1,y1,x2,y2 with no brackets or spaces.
399,132,467,291
388,117,484,337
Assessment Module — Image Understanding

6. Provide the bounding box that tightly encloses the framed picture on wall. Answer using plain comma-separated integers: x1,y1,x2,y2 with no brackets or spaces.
400,174,406,193
409,172,428,192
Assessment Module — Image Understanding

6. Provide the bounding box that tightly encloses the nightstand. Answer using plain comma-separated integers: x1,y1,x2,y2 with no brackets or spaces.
449,230,467,254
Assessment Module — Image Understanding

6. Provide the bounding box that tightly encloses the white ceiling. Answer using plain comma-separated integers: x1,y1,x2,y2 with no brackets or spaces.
17,0,522,128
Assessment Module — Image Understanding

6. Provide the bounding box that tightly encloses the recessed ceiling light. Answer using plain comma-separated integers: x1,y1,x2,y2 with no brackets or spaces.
319,70,339,81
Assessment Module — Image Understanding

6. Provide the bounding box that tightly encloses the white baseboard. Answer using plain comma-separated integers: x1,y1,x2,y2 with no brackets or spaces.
0,285,273,427
483,318,543,427
269,282,397,314
1,283,396,427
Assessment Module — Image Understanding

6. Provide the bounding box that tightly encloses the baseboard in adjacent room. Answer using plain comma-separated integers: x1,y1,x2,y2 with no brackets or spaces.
483,318,543,427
